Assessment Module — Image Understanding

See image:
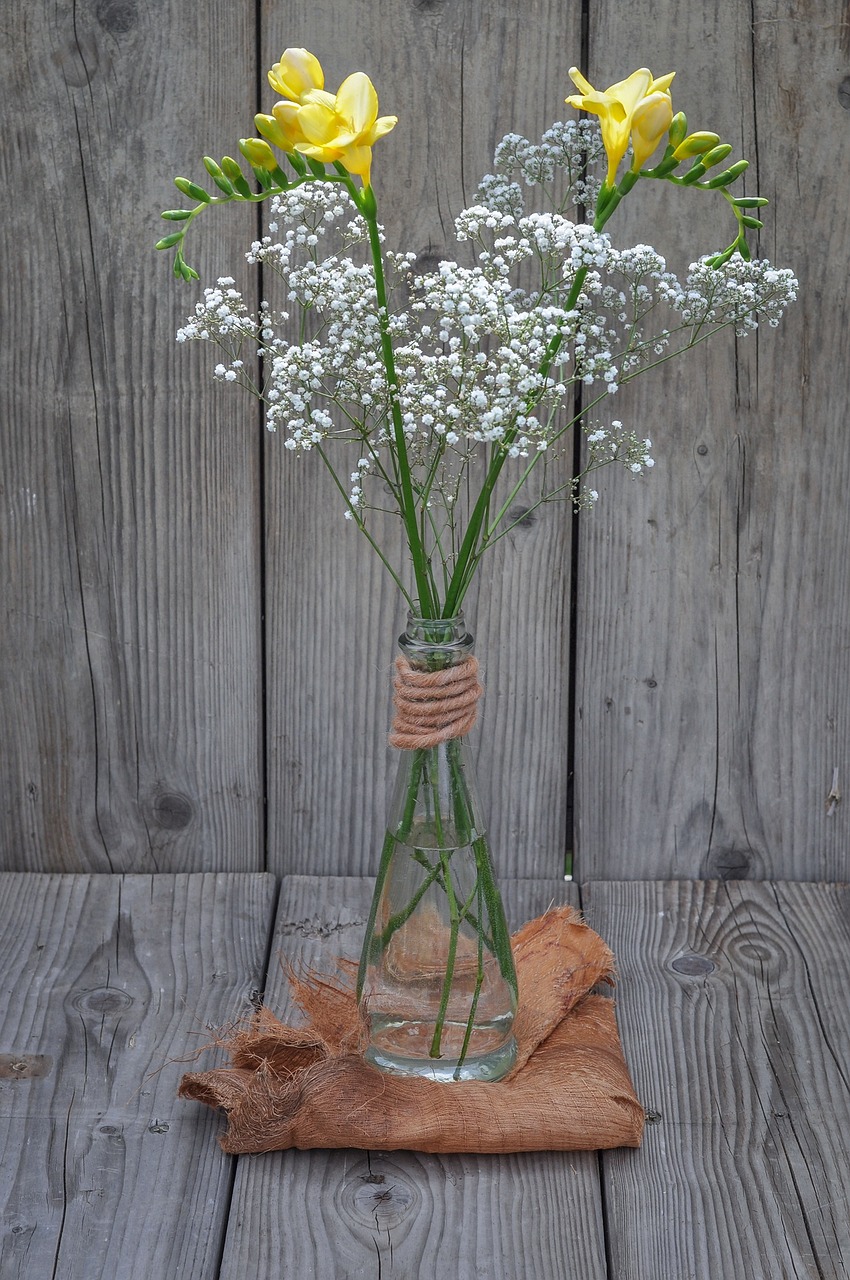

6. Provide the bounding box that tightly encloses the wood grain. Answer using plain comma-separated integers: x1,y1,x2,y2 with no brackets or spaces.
260,0,580,877
585,880,850,1279
217,875,608,1280
2,0,846,887
0,0,263,871
575,0,850,880
0,872,277,1280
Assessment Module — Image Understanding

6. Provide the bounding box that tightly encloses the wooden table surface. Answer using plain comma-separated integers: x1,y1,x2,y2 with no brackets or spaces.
1,873,848,1279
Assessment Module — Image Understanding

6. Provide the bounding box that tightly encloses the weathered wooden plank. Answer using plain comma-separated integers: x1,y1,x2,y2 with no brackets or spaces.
260,1,580,877
576,1,850,879
217,876,607,1280
0,0,263,871
585,880,850,1278
0,872,277,1279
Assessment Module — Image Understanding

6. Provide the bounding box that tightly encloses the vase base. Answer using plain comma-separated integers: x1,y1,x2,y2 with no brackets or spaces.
364,1033,516,1083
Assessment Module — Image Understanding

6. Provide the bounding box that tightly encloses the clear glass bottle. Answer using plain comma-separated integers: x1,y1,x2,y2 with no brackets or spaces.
357,614,518,1082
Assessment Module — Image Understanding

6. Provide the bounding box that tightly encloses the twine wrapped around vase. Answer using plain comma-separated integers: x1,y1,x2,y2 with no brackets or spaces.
388,654,483,749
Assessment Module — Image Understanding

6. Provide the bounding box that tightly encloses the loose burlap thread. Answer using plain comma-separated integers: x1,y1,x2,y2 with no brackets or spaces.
178,906,644,1154
388,654,483,749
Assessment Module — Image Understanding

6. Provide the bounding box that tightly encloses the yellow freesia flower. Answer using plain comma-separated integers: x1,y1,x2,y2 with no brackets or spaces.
567,66,675,187
296,71,397,187
268,48,324,101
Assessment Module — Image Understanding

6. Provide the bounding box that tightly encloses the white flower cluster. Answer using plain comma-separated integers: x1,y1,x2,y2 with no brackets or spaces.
674,256,799,334
176,119,798,538
176,278,257,345
247,184,369,274
586,421,655,473
485,120,605,214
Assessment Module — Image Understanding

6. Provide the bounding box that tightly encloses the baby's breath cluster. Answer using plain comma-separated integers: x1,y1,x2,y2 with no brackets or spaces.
176,118,797,609
485,120,605,213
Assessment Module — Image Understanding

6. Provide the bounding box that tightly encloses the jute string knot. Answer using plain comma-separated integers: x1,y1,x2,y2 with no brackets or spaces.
388,655,483,750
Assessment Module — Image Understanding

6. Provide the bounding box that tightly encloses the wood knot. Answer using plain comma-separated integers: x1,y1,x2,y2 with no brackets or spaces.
670,953,716,976
96,0,138,32
152,790,194,830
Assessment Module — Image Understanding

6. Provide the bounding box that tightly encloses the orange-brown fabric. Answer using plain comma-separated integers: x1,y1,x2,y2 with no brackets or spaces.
179,906,645,1154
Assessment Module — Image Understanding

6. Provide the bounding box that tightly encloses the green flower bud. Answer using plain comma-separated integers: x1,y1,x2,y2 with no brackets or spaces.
220,157,252,198
160,209,192,221
741,215,764,229
700,143,733,169
210,173,235,195
732,196,769,208
250,164,274,190
357,183,378,218
679,160,707,185
203,156,224,178
174,177,211,203
705,159,749,188
155,231,184,250
220,156,243,181
706,245,736,269
667,111,688,148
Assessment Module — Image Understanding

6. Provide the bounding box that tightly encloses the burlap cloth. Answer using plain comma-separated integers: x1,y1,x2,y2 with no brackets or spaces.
179,905,644,1153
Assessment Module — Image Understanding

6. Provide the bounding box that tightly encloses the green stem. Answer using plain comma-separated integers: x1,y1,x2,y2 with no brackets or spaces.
359,195,436,617
442,167,656,615
356,825,396,999
443,265,588,617
356,750,425,999
372,850,444,952
315,444,416,611
426,748,447,846
429,847,461,1057
454,878,486,1079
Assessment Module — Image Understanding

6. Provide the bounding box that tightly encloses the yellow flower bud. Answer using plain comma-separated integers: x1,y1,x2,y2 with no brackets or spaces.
673,131,721,160
268,48,324,101
255,112,297,153
630,91,674,171
239,138,279,171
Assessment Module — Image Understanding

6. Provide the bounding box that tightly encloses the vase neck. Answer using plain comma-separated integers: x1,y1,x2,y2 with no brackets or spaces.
399,613,474,668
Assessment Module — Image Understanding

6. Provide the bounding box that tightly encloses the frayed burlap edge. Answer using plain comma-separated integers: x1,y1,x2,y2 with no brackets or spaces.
179,905,644,1154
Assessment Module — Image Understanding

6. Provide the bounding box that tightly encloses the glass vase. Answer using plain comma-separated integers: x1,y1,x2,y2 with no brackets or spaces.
357,613,518,1082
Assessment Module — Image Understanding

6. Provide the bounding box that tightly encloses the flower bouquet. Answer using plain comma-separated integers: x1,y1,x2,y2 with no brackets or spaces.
158,51,796,1081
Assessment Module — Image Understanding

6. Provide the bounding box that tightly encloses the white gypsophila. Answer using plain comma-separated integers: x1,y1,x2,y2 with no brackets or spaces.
473,173,525,220
674,256,799,334
176,279,257,345
479,119,605,216
582,421,655,488
177,114,798,545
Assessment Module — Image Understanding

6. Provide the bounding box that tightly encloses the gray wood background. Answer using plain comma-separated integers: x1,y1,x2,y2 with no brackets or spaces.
1,0,845,882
